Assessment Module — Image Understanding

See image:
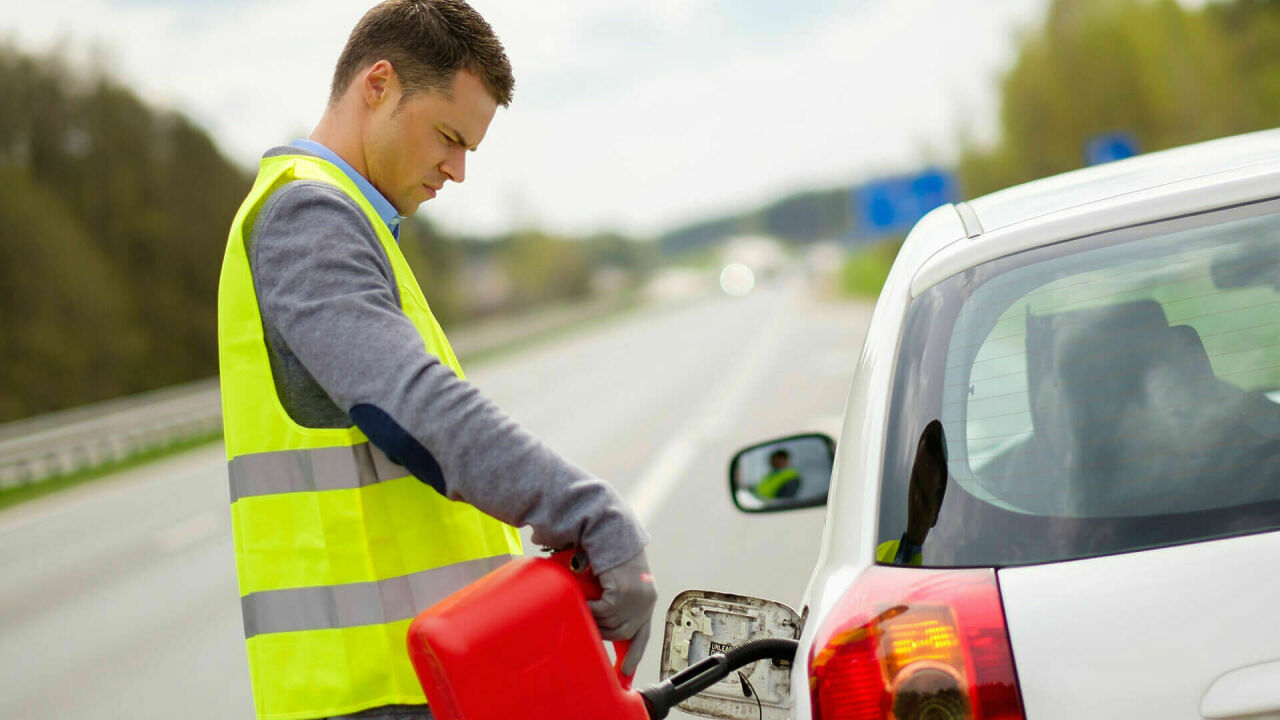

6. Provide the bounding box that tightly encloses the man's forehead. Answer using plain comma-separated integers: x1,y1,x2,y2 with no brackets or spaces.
415,71,496,147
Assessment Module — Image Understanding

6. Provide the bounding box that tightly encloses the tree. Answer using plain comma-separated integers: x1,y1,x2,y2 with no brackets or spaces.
959,0,1278,198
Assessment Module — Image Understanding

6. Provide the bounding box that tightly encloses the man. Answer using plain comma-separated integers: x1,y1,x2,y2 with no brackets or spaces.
217,3,656,719
754,448,801,500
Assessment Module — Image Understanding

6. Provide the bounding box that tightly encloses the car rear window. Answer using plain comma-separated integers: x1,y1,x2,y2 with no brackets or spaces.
876,200,1280,567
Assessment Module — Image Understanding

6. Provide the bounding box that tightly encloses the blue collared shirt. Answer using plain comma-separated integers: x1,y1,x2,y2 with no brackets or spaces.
291,139,402,241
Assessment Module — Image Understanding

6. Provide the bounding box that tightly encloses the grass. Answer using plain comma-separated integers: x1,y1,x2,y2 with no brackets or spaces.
0,430,223,511
840,240,902,298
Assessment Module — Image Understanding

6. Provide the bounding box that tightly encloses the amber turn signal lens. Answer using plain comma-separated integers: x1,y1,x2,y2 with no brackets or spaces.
880,607,963,682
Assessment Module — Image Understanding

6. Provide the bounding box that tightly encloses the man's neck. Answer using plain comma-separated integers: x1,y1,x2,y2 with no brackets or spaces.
309,109,368,179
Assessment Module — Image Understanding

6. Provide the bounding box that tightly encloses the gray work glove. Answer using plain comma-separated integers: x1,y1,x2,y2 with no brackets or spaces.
586,549,658,676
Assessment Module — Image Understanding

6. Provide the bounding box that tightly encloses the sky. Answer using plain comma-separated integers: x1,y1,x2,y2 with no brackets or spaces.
1,0,1049,238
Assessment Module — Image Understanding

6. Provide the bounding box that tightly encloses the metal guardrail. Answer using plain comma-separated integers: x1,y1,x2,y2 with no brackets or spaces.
0,294,646,492
0,378,223,490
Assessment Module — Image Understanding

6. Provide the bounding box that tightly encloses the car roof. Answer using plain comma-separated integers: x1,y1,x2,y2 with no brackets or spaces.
965,128,1280,234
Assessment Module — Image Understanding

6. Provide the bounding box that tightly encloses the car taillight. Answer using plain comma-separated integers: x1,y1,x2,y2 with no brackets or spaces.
808,566,1024,720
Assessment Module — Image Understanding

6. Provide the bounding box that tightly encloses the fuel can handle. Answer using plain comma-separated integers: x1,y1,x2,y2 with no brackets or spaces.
548,548,635,690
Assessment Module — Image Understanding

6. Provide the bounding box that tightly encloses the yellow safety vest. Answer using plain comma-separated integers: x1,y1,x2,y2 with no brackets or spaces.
875,539,923,566
755,467,800,499
218,154,523,720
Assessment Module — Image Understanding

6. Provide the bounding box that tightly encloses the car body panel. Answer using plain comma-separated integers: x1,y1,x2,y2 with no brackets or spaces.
998,530,1280,719
787,128,1280,720
1201,658,1280,719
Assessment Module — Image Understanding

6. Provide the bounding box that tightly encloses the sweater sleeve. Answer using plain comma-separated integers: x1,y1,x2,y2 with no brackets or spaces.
248,181,648,571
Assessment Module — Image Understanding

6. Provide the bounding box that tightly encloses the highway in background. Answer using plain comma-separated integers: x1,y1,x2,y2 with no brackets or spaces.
0,276,872,719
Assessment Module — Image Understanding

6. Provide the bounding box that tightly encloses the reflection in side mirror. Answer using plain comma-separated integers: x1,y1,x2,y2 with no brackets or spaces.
729,433,834,513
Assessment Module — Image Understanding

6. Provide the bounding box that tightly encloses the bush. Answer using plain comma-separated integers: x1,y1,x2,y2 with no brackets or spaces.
840,241,901,298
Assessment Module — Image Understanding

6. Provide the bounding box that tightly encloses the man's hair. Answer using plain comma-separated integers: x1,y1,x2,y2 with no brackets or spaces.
330,0,514,108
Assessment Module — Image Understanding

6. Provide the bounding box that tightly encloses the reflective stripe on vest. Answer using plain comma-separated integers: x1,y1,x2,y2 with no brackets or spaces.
219,154,523,720
242,554,511,638
228,443,407,502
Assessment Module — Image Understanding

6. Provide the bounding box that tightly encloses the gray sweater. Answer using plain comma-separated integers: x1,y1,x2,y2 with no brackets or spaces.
244,146,646,572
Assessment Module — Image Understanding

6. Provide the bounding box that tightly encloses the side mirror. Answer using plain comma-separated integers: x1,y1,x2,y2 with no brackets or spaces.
659,590,801,720
729,433,834,513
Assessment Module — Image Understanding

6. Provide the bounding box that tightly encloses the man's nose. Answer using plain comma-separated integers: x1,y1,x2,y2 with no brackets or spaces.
442,146,466,183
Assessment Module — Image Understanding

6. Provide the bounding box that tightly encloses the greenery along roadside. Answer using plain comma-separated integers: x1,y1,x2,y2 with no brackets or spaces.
958,0,1280,198
842,0,1280,299
840,240,903,298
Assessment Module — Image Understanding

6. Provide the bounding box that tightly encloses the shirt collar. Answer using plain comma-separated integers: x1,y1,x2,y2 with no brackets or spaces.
290,139,402,240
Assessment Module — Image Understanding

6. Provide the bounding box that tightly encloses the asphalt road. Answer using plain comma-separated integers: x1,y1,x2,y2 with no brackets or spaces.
0,277,872,719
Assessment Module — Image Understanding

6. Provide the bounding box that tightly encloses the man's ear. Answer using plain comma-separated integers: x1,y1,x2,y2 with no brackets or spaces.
361,59,398,109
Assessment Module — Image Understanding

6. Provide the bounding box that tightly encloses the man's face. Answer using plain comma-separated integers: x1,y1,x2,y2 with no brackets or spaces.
365,69,498,215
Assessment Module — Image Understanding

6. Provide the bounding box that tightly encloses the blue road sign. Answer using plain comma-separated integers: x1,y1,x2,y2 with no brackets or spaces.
854,168,959,238
1085,132,1139,166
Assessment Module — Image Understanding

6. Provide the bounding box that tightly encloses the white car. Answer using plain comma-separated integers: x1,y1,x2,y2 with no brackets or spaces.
664,129,1280,720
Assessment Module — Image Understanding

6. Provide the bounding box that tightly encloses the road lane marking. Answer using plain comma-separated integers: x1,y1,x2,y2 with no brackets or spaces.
154,510,221,553
626,436,700,528
627,288,794,526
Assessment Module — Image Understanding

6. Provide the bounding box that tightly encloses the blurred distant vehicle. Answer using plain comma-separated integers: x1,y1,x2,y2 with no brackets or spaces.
802,241,845,283
660,129,1280,720
722,235,785,270
720,234,787,290
718,263,755,297
642,267,714,303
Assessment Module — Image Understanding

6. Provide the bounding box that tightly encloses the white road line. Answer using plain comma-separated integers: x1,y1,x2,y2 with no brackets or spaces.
627,289,795,526
154,510,221,553
625,436,701,528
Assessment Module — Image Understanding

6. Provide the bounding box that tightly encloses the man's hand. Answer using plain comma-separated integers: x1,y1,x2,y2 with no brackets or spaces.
586,550,658,676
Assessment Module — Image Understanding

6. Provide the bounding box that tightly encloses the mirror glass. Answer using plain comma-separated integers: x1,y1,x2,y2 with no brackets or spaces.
730,433,834,512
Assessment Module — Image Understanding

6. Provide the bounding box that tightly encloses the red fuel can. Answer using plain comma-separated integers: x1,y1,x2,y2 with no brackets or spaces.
407,550,651,720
